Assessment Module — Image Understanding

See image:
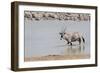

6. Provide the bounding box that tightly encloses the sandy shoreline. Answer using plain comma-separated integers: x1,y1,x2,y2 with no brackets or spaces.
25,54,90,62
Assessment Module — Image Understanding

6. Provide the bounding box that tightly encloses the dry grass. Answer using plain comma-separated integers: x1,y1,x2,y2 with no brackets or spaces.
25,54,90,62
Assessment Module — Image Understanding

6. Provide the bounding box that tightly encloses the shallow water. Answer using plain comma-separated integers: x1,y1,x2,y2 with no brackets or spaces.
24,20,90,57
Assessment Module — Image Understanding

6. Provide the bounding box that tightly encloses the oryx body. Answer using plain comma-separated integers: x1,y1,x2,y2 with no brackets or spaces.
59,32,85,45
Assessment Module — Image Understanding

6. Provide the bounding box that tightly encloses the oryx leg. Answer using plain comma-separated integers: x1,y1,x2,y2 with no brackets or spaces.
67,41,70,44
68,41,72,45
78,38,81,45
66,41,72,46
79,37,85,51
70,42,72,45
65,38,70,45
77,37,82,52
82,37,85,50
67,39,72,46
82,37,85,43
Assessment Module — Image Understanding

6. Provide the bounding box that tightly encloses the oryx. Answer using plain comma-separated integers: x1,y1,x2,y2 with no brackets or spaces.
59,27,85,46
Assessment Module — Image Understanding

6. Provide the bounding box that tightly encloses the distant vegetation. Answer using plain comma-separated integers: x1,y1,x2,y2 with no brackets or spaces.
24,11,90,21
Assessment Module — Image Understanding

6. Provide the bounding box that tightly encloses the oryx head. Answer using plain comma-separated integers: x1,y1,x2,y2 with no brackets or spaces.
59,26,66,40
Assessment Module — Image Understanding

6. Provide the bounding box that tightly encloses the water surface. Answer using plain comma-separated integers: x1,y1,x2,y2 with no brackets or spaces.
24,20,90,57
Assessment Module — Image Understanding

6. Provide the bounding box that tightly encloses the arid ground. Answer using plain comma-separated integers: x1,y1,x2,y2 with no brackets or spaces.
25,54,90,62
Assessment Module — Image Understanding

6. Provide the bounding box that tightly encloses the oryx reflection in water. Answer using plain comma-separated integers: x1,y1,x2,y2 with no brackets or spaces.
63,45,85,55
